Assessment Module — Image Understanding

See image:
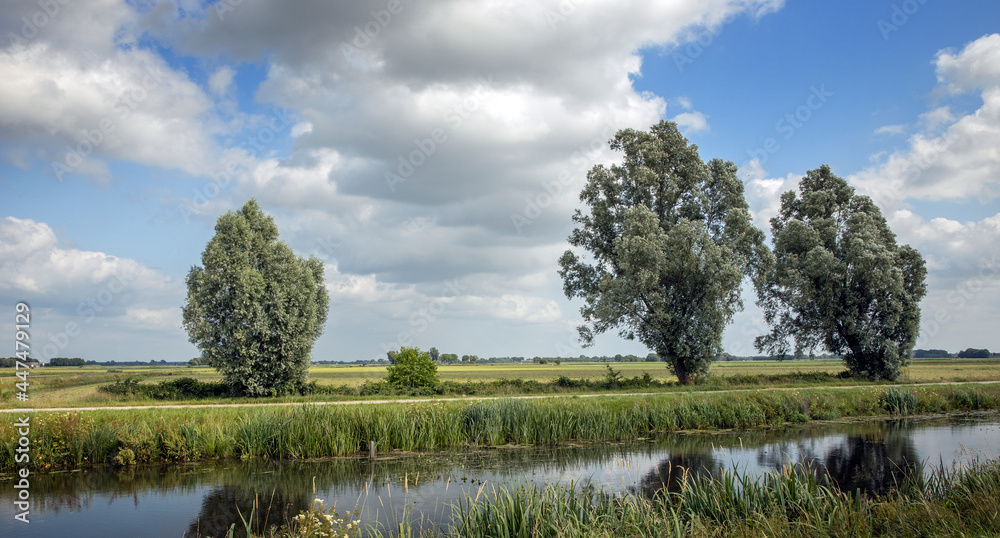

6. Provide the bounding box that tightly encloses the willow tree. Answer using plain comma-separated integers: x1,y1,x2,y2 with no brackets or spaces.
182,199,329,396
558,121,770,384
755,165,927,381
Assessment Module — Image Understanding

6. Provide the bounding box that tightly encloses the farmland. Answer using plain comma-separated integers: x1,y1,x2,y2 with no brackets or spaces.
5,358,1000,409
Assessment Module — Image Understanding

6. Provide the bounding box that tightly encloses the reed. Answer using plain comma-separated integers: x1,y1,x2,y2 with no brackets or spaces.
446,459,1000,537
3,384,1000,472
248,458,1000,537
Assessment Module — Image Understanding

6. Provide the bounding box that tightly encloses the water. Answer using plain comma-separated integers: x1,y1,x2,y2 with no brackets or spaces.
2,413,998,537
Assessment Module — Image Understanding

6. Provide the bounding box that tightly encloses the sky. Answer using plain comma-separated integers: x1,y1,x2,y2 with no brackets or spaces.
1,0,999,364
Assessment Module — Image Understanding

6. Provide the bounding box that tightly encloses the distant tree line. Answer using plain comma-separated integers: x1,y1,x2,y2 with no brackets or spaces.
0,357,41,367
913,348,994,359
49,357,86,366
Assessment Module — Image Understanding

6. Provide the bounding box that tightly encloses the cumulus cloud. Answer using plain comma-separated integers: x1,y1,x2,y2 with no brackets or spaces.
0,216,169,298
672,110,710,133
0,216,185,359
1,0,792,360
852,34,1000,204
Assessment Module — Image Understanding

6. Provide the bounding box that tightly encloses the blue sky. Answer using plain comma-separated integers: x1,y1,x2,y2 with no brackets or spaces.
1,0,999,364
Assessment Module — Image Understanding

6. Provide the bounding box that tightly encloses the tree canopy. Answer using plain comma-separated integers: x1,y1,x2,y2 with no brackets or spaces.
386,346,439,389
755,166,927,381
182,199,329,396
558,121,770,384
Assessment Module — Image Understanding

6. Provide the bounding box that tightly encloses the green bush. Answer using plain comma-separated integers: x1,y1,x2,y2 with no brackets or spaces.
385,346,439,389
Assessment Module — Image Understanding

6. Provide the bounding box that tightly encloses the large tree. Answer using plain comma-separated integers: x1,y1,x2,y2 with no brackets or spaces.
755,165,927,381
558,121,770,384
182,199,329,396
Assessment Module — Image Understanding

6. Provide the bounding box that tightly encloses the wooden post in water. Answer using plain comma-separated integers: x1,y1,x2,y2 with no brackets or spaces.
369,440,376,460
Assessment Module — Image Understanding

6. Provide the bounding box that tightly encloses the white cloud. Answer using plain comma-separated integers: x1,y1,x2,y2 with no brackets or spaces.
0,215,185,360
208,65,236,96
935,33,1000,93
919,106,956,130
852,34,1000,204
0,216,169,297
672,110,710,133
874,124,906,136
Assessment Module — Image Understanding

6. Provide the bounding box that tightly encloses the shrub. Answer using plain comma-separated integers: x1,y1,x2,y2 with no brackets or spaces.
385,346,439,389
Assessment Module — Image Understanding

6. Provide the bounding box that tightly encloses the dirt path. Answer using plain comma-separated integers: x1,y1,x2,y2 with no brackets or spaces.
4,379,1000,413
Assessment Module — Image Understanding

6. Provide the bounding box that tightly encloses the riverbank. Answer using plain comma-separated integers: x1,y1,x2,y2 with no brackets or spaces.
3,384,999,472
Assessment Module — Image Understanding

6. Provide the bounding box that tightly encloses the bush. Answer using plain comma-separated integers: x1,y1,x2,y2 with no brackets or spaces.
99,377,230,400
385,346,439,389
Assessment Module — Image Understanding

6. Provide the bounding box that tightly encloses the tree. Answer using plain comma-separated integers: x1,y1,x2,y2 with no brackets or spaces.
558,121,769,384
182,199,329,396
439,353,459,364
428,347,440,363
755,166,927,381
958,348,990,358
49,357,85,366
385,346,439,389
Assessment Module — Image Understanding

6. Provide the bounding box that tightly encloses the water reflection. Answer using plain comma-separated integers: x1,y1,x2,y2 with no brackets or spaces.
637,419,925,500
1,414,996,538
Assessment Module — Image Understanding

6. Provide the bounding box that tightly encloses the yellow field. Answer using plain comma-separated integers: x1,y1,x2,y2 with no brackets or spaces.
4,359,1000,409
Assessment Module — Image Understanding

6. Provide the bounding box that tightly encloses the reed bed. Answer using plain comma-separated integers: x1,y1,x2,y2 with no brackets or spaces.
243,458,1000,537
444,458,1000,537
3,384,1000,472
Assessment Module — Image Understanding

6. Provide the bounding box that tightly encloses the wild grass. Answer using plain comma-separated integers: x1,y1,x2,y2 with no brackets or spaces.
443,458,1000,537
244,457,1000,537
4,384,1000,472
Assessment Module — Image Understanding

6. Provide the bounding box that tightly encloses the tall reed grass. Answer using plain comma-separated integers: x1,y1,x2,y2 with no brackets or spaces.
3,384,999,471
250,458,1000,537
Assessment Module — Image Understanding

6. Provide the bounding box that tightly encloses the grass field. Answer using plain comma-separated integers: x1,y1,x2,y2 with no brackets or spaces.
4,359,1000,409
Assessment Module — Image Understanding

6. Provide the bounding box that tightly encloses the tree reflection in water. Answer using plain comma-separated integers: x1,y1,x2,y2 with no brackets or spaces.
636,420,921,500
818,422,920,497
185,485,308,538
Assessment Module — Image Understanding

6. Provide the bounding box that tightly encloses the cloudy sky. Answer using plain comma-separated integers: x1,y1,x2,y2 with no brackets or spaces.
2,0,999,363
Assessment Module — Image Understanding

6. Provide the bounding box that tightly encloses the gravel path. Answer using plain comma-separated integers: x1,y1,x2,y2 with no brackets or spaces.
4,379,999,413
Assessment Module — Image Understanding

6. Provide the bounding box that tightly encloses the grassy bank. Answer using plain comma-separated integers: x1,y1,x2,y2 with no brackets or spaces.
3,384,1000,472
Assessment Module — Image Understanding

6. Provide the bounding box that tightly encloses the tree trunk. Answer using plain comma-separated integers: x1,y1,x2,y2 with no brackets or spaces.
675,367,693,385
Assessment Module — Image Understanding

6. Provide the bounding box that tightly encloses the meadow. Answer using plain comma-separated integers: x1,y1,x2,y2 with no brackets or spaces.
5,358,1000,409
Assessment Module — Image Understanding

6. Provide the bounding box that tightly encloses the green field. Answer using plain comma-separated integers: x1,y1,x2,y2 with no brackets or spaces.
5,358,1000,409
